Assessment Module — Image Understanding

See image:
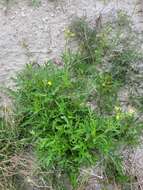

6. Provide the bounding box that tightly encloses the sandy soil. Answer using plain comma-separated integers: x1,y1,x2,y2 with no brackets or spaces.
0,0,142,86
0,0,143,189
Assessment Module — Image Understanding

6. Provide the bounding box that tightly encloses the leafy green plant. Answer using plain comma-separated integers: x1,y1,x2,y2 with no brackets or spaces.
8,61,142,189
91,72,119,114
1,12,143,190
70,18,109,65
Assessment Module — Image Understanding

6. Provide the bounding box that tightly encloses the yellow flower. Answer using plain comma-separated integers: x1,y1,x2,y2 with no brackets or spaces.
70,32,76,37
48,81,52,86
114,106,121,112
64,28,75,38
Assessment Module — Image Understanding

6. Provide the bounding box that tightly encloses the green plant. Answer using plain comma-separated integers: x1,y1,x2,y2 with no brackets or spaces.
31,0,41,6
91,72,120,114
8,61,142,189
70,18,109,65
1,12,143,190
